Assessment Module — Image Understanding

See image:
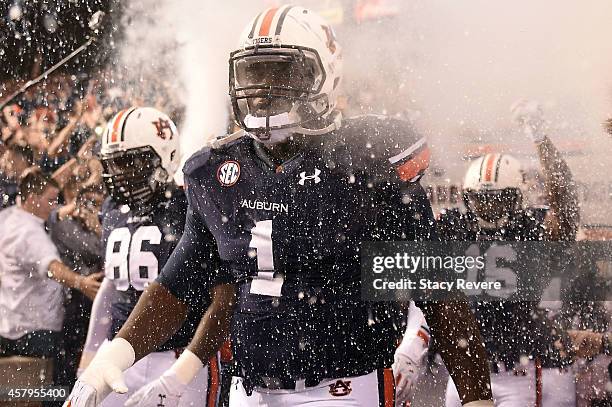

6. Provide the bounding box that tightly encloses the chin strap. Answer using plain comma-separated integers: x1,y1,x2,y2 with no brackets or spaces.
293,111,343,136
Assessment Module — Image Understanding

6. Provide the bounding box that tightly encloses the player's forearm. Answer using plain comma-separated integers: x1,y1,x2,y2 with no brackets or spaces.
169,284,236,385
187,283,236,361
116,281,188,361
419,300,492,404
536,136,579,239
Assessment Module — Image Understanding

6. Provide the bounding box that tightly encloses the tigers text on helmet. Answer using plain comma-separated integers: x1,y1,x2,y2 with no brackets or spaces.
463,153,525,227
100,107,179,208
229,5,343,143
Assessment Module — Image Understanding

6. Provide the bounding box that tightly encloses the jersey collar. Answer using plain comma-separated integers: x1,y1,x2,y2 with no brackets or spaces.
251,139,305,175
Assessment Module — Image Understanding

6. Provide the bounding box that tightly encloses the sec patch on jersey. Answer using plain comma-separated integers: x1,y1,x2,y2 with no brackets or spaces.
217,160,241,187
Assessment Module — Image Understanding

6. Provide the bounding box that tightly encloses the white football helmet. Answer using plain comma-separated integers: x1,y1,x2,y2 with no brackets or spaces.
100,107,179,207
229,5,343,143
463,153,525,226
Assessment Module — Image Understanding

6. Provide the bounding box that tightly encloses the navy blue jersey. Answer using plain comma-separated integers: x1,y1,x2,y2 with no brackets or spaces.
174,115,436,384
437,207,572,369
101,187,208,351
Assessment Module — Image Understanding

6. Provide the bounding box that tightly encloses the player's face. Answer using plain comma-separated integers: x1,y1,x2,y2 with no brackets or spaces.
468,190,518,223
101,147,163,206
237,58,316,117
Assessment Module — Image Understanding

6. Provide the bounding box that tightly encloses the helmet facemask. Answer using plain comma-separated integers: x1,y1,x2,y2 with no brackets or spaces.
464,188,523,228
101,146,169,210
229,46,331,143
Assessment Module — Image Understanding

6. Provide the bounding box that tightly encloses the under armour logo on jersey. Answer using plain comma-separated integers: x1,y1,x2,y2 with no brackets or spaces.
328,380,352,397
298,168,321,185
157,393,166,407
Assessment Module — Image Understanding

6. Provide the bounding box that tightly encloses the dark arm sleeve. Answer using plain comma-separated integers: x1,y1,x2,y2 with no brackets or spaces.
401,182,439,242
156,202,234,306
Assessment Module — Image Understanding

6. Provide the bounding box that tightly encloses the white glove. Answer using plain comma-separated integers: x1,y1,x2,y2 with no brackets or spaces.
394,302,429,406
124,349,203,407
124,371,185,407
463,401,494,407
510,99,546,142
63,338,135,407
392,347,427,406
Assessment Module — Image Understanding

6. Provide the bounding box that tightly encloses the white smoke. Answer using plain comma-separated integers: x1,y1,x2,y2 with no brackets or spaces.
116,0,612,222
116,0,264,182
167,2,263,159
402,0,612,139
399,0,612,223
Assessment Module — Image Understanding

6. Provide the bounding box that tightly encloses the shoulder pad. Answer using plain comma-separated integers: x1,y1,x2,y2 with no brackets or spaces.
341,115,430,183
164,185,187,206
182,147,214,177
183,134,249,178
158,186,188,220
101,196,117,216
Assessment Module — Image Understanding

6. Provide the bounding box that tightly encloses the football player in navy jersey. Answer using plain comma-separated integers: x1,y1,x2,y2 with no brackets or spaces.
64,107,230,407
180,6,491,406
401,101,581,407
64,6,493,407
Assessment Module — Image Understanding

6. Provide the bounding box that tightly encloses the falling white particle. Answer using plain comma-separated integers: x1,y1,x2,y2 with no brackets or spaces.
9,5,22,20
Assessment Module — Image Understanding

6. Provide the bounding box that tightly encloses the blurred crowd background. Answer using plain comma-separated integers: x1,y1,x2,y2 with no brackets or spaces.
0,0,610,406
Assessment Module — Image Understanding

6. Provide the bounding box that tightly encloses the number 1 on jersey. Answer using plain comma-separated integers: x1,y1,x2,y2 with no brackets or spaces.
248,220,283,297
249,220,274,270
